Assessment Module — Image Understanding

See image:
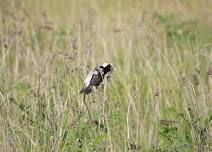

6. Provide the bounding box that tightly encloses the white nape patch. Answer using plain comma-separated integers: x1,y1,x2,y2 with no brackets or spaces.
102,63,109,68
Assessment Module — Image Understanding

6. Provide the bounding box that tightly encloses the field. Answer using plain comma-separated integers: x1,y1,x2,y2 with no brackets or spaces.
0,0,212,151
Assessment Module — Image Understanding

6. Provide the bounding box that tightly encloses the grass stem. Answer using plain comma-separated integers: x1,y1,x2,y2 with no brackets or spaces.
83,94,92,123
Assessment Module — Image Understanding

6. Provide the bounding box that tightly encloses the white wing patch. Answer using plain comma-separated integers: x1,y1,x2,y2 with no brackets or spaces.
84,70,98,88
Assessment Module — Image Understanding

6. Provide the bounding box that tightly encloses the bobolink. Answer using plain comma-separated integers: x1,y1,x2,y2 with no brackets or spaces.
80,63,113,94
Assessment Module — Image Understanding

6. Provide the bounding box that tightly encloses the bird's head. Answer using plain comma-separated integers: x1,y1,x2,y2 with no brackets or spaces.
102,63,113,73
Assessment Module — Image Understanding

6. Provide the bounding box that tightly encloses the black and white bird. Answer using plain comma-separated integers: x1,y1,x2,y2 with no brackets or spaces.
80,63,113,94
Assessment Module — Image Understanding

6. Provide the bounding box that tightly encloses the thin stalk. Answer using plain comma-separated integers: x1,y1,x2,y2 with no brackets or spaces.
83,94,92,123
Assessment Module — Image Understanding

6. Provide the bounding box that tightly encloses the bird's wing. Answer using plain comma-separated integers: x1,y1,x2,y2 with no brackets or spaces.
89,72,102,86
84,70,99,88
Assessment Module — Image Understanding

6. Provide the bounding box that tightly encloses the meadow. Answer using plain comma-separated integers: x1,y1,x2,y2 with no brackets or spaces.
0,0,211,151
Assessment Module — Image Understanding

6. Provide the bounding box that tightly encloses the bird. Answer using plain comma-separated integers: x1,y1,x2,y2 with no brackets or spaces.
80,63,113,94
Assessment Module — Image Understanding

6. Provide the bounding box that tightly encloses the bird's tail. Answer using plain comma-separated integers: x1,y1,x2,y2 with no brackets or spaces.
80,87,91,94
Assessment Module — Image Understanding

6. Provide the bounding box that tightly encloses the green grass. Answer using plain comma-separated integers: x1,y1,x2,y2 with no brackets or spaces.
0,0,212,151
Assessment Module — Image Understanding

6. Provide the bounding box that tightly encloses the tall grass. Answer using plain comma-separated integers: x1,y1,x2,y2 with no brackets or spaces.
0,0,211,151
